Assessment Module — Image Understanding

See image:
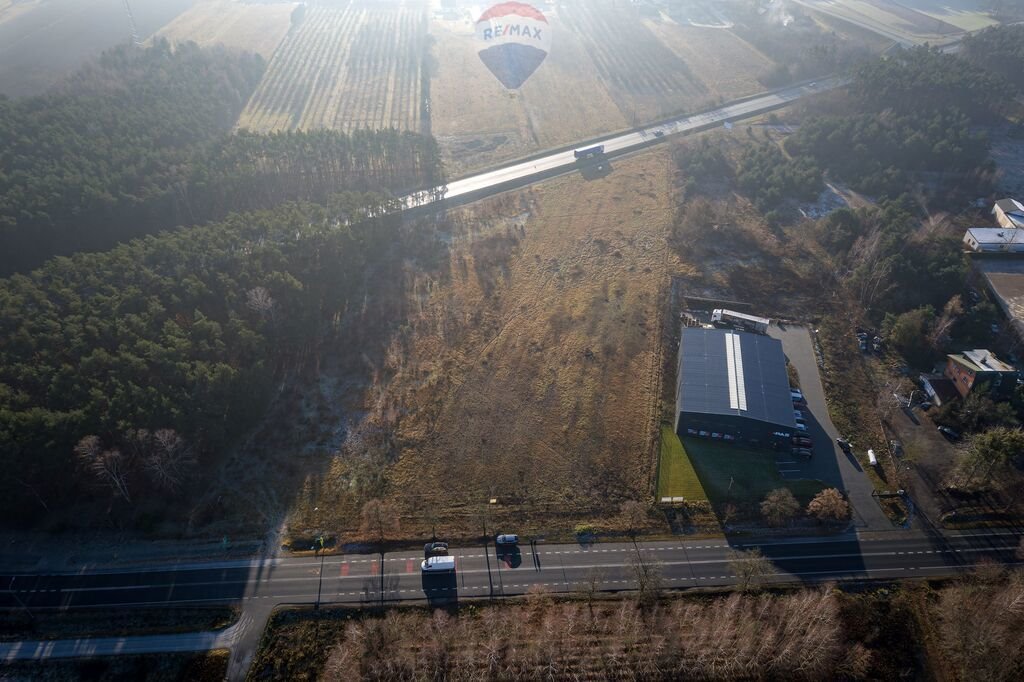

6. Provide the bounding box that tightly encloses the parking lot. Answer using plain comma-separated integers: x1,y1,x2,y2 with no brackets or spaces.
768,323,892,530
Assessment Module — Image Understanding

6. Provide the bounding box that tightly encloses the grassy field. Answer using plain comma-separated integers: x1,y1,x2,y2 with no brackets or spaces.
285,149,677,542
682,438,826,507
657,424,709,501
154,0,295,59
799,0,967,43
237,3,427,132
645,23,772,104
900,0,998,31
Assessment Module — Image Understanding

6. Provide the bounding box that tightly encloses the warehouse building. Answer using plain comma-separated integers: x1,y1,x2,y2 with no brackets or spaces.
675,327,796,448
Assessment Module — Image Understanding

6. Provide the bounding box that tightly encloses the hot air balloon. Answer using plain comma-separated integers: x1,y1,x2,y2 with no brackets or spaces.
475,2,551,90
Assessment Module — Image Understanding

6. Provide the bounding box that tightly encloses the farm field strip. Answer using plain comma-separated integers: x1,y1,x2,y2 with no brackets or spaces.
558,2,705,98
238,4,425,133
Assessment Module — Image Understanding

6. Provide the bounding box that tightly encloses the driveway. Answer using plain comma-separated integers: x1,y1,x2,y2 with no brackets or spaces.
769,324,892,530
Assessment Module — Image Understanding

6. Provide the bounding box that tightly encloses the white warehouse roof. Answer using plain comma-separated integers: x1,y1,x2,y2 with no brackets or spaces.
963,228,1024,252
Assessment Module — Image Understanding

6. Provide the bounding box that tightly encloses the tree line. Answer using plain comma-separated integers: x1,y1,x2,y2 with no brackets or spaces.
0,195,403,523
963,24,1024,92
0,41,446,275
783,44,1003,200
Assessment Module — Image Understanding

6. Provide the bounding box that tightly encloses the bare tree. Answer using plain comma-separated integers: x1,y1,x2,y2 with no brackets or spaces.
581,567,606,619
360,498,400,547
929,295,964,351
628,553,664,606
807,488,850,523
727,548,774,591
246,286,276,320
619,500,649,538
760,487,800,527
360,498,400,605
719,502,739,527
75,436,132,503
142,429,196,493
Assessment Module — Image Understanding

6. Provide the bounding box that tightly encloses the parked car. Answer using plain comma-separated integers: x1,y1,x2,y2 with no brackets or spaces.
836,437,852,453
793,410,805,420
793,448,813,459
790,388,804,401
795,422,808,432
496,534,519,546
423,541,448,557
937,426,961,441
793,437,813,448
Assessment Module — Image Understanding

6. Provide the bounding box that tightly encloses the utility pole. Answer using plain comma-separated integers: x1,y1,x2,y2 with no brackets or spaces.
482,501,494,598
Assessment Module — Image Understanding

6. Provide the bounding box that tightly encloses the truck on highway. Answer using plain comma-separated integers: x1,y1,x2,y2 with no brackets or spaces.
711,308,770,334
421,555,455,573
573,144,605,160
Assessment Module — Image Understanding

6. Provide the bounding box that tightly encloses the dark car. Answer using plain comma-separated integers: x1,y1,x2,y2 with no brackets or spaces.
423,541,448,557
836,437,852,453
937,426,960,441
793,437,813,448
793,448,813,459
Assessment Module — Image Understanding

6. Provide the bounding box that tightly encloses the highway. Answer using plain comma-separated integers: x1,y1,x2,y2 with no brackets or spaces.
404,77,845,210
2,529,1020,623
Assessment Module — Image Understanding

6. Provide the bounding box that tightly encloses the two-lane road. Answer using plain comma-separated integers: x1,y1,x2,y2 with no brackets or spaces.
406,78,845,209
3,530,1019,619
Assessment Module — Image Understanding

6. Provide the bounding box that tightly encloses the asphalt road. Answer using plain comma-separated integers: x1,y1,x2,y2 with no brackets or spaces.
404,77,845,210
3,529,1020,627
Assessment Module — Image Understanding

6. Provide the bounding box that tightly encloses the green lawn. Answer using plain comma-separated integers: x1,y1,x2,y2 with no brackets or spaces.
681,437,825,507
657,425,709,502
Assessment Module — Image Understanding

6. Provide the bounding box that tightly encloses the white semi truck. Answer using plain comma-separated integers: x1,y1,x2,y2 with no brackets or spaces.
421,555,456,573
711,308,770,335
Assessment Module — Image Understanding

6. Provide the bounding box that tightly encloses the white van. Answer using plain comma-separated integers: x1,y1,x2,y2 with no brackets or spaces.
421,555,456,573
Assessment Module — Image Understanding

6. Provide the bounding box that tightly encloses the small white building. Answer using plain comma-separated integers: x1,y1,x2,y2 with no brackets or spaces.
963,227,1024,254
993,198,1024,230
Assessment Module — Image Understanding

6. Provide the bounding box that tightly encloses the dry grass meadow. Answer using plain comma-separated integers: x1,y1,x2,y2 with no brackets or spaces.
285,149,680,542
154,0,295,59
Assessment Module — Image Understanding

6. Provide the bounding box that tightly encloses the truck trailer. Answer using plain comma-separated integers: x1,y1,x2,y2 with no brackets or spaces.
421,555,456,573
573,144,605,160
711,308,770,335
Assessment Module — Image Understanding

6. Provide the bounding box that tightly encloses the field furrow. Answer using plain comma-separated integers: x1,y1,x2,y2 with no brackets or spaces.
236,3,425,134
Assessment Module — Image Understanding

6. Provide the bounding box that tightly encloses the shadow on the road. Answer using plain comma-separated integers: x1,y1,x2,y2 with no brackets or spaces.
578,160,613,181
728,534,868,584
496,545,522,568
530,540,543,571
421,571,458,608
